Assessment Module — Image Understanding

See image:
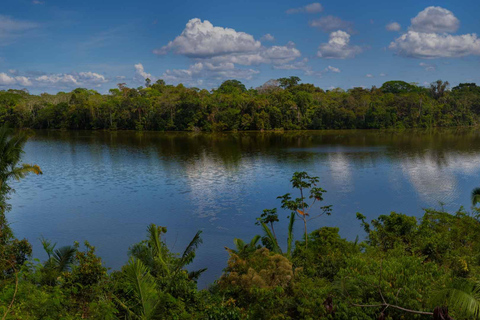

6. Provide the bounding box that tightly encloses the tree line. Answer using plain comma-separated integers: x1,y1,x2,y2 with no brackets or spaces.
3,127,480,319
1,78,479,131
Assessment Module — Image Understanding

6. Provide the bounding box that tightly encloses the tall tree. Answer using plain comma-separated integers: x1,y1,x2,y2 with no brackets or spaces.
0,125,42,210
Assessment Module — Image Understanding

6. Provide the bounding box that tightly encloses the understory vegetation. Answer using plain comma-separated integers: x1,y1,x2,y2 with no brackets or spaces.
3,126,480,319
1,78,480,131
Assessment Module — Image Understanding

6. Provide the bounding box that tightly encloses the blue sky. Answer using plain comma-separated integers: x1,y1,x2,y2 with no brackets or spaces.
0,0,479,93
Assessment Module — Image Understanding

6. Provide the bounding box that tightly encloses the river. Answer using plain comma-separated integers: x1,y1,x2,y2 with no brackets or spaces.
7,129,480,287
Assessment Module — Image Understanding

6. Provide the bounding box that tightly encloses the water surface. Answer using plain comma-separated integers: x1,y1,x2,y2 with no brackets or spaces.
7,129,480,287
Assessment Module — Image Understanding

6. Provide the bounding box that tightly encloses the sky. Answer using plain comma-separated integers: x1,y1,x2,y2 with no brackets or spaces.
0,0,479,94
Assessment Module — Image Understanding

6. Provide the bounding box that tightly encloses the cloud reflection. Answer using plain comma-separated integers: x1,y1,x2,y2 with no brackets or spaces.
400,152,480,205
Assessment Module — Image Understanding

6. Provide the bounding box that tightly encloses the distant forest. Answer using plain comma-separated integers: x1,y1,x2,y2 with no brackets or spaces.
0,77,479,131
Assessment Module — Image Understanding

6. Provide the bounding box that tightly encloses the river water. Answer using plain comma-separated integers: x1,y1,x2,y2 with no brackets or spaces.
7,129,480,287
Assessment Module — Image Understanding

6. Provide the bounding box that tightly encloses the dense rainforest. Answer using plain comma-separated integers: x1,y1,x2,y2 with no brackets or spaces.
2,127,480,319
1,78,480,132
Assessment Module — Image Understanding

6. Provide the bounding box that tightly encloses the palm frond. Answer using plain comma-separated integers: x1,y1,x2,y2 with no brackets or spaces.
260,221,282,254
249,235,261,248
233,238,246,253
177,230,203,270
146,224,169,276
123,258,158,320
472,187,480,207
52,246,76,273
287,213,295,257
188,268,207,281
433,280,480,319
6,164,42,181
40,236,56,259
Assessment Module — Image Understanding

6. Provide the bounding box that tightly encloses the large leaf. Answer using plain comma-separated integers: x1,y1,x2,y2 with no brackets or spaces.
176,230,203,271
472,187,480,206
52,245,76,273
260,221,282,254
146,224,169,276
433,279,480,319
287,213,295,257
122,258,159,320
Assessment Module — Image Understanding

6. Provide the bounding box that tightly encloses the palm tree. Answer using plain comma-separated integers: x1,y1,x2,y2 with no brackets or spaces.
0,124,42,210
116,224,206,319
258,213,295,257
40,237,76,285
116,258,159,320
472,187,480,207
225,235,261,258
433,279,480,319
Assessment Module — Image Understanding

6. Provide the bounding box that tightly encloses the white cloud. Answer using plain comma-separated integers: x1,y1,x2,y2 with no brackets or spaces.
261,33,275,42
325,65,341,73
366,74,374,78
410,6,459,33
0,71,108,88
389,7,480,59
154,18,261,58
386,22,401,32
262,45,301,63
15,76,33,86
390,31,480,58
0,73,16,85
317,30,362,59
419,62,436,71
32,0,44,4
134,63,154,82
206,44,301,67
380,73,387,77
309,16,354,33
154,18,309,84
35,73,108,87
286,3,323,14
161,62,259,85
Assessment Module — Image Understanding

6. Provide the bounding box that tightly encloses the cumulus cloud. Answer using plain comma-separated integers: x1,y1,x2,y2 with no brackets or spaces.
309,16,355,33
325,65,341,73
154,18,261,58
205,44,301,67
389,7,480,58
0,71,108,88
155,18,309,84
261,33,275,42
386,22,401,32
410,6,459,33
286,3,323,14
134,63,154,82
0,73,17,86
35,72,108,87
390,31,480,58
161,62,259,85
419,62,436,71
317,30,362,59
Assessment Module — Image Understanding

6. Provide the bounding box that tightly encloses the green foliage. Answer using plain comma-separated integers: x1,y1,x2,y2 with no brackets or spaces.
472,187,480,206
5,161,480,319
293,227,360,280
0,79,478,132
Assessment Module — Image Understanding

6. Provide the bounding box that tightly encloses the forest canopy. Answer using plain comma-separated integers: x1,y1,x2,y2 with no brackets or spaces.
0,78,479,131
